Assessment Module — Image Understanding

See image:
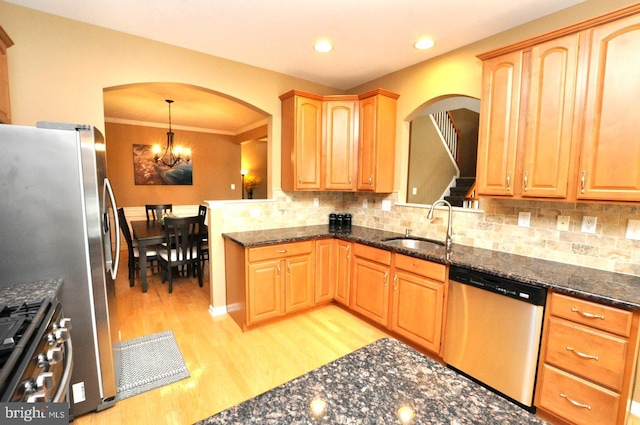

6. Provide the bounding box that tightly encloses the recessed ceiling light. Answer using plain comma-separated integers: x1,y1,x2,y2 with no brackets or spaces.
414,38,435,50
314,40,333,53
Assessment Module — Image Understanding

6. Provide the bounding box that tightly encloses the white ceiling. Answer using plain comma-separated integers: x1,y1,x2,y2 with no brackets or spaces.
7,0,585,132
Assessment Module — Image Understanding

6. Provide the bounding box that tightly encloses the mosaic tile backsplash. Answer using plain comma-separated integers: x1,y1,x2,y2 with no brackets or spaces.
220,190,640,277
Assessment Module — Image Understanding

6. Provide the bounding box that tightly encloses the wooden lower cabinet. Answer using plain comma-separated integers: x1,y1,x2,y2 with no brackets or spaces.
334,240,351,306
535,292,640,425
391,254,446,354
315,239,335,304
350,244,392,326
225,239,315,330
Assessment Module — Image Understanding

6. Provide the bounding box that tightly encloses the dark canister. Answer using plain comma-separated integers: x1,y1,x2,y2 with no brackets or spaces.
329,213,337,232
344,213,352,230
336,213,344,229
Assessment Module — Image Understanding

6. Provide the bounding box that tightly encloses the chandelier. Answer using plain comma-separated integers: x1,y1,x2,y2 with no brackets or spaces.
152,99,191,168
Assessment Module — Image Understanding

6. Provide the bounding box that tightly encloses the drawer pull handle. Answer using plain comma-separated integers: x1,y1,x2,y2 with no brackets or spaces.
276,249,290,254
571,307,604,320
560,393,591,410
566,346,599,361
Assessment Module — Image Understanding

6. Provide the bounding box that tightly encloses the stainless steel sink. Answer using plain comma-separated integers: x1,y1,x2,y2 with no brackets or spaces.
381,237,444,250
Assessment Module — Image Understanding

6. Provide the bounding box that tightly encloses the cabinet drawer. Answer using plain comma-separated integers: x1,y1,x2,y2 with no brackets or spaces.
394,254,446,282
353,243,392,265
549,292,633,336
248,240,313,263
537,364,619,425
546,317,627,391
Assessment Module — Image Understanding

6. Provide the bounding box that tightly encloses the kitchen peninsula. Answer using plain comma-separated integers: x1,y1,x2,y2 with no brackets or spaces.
196,338,547,424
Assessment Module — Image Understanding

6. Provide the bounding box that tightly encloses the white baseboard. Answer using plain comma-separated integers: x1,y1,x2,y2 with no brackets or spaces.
208,304,227,317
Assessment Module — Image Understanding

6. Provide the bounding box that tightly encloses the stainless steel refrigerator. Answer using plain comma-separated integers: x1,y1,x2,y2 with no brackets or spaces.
0,122,121,418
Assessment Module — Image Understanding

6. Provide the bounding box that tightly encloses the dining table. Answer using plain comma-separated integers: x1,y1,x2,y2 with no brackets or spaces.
130,220,165,293
130,218,208,292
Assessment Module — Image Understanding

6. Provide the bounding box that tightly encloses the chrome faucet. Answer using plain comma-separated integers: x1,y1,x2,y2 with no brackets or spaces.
427,199,453,250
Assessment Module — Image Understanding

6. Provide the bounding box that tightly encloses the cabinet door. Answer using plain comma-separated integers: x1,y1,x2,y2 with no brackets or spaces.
578,14,640,201
522,34,579,198
247,259,282,324
351,255,390,326
391,269,444,353
314,239,334,304
324,100,357,190
280,92,323,191
334,240,351,306
476,50,523,196
284,254,315,313
294,96,323,190
357,92,397,192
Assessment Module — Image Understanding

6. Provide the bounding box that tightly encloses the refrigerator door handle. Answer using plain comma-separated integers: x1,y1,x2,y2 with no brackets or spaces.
103,177,120,279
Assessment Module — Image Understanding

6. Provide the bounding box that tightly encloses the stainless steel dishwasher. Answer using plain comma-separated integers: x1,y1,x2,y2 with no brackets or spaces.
443,266,547,412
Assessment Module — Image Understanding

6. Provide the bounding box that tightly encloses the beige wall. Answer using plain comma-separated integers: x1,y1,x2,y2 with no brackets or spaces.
105,122,242,206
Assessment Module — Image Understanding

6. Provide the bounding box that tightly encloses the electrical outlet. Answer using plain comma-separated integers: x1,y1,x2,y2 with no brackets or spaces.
412,187,417,195
362,199,368,209
230,183,235,190
313,198,319,207
581,216,597,234
518,212,531,228
626,219,640,240
381,200,392,212
72,382,86,403
556,215,570,231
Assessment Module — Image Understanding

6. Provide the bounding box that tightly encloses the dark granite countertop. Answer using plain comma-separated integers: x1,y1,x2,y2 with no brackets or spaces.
0,279,63,306
195,338,547,424
222,225,640,310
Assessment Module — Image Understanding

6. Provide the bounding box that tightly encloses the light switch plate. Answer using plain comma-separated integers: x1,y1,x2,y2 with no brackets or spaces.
581,216,597,234
381,200,392,212
626,219,640,240
518,212,531,227
557,215,570,231
313,198,319,207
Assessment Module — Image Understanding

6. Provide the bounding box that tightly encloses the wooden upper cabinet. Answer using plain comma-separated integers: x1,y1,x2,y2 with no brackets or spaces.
280,89,397,193
323,98,358,190
357,90,398,192
577,13,640,201
280,91,323,191
0,26,14,124
476,51,522,196
522,34,580,198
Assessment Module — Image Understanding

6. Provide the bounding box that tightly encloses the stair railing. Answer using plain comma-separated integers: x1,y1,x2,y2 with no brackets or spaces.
463,182,480,209
431,111,461,162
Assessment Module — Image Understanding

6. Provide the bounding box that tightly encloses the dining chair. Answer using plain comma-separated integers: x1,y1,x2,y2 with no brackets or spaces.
117,207,158,287
198,205,209,272
145,204,173,221
158,215,203,293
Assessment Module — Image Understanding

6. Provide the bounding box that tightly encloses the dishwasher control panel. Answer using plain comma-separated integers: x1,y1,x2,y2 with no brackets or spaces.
449,266,547,306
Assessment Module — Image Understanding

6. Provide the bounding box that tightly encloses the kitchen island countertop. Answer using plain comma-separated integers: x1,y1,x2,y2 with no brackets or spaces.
0,279,63,306
222,225,640,310
195,337,547,424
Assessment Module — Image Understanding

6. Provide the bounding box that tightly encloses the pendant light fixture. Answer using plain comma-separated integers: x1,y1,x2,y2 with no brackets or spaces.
152,99,191,168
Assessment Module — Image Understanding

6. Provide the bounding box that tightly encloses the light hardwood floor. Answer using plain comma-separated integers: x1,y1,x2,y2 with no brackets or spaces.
73,252,390,424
